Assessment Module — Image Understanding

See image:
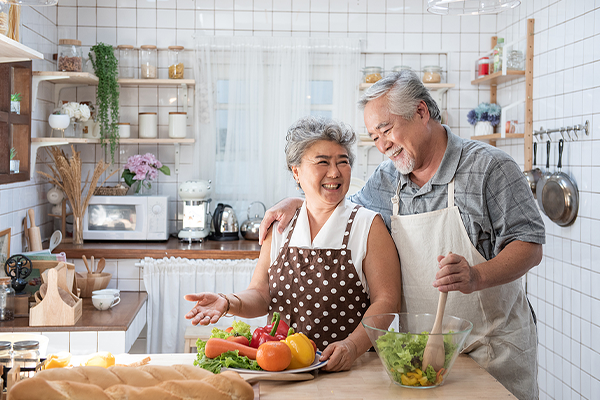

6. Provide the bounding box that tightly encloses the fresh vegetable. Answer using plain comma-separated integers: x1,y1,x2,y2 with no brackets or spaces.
256,342,292,372
205,338,257,360
227,335,250,346
282,332,315,370
194,339,261,374
375,330,457,387
250,312,289,348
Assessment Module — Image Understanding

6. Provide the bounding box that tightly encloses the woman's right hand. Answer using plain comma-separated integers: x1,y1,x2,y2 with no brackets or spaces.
258,197,304,244
184,292,227,326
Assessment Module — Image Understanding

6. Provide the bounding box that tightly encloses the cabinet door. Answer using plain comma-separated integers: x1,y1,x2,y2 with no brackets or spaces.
0,60,31,184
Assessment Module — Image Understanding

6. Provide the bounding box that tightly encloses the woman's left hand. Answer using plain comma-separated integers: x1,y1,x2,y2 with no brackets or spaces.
319,339,358,371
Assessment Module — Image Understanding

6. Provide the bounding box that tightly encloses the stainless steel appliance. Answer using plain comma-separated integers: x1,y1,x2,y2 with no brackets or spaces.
178,180,212,242
208,203,239,241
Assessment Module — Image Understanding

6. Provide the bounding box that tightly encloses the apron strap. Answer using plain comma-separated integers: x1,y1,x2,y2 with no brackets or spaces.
278,209,301,258
392,179,402,216
448,178,455,208
341,205,362,248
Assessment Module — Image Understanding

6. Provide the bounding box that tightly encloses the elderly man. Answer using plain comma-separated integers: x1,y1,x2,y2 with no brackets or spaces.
260,70,544,400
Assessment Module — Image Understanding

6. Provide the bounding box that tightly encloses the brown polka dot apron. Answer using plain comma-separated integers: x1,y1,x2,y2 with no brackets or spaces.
268,205,370,351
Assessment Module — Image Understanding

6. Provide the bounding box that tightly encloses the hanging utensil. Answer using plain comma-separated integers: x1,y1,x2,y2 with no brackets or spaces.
536,140,552,215
542,139,579,226
49,230,63,252
523,142,542,198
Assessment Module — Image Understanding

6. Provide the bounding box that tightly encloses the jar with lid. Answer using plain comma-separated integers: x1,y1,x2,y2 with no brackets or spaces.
507,50,524,71
58,39,83,72
168,112,187,138
477,56,491,78
117,44,135,78
0,276,15,321
362,67,383,84
391,66,412,74
140,45,157,79
138,112,158,138
0,341,12,369
13,340,39,378
168,46,185,79
0,1,9,36
118,122,131,138
422,66,442,83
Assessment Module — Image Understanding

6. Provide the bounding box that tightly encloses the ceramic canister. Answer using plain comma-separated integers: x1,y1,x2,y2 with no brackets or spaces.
118,122,131,138
168,112,187,138
138,112,157,138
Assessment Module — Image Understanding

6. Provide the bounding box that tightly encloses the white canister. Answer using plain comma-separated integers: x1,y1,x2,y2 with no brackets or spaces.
118,122,131,138
168,112,187,138
138,112,157,138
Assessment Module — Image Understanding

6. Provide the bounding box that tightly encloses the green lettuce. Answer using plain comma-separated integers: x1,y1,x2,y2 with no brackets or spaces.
193,326,261,374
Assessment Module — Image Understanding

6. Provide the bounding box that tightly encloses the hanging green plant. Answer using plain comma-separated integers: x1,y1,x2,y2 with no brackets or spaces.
90,43,120,164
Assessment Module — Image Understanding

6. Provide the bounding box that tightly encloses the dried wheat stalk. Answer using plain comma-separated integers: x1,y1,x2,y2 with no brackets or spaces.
7,4,20,42
37,146,111,221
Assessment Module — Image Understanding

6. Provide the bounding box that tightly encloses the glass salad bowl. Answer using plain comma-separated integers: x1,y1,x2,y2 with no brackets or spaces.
362,313,473,389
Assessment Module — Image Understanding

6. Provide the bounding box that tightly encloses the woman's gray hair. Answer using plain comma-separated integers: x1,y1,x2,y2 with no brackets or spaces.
285,116,356,171
357,70,441,123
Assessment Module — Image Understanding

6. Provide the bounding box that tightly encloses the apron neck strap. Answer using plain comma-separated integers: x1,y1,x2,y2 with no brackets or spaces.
448,178,455,207
392,179,402,216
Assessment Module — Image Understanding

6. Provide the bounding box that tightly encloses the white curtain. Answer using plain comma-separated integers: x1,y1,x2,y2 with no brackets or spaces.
193,36,360,218
143,257,264,354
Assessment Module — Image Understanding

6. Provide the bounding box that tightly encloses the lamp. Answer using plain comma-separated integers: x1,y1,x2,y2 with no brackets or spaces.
427,0,521,15
7,0,58,5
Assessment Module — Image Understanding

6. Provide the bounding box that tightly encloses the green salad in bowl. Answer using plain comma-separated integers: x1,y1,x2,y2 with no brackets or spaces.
362,313,473,388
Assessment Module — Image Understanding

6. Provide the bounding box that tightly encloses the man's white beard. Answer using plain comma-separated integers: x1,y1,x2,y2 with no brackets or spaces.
393,156,415,175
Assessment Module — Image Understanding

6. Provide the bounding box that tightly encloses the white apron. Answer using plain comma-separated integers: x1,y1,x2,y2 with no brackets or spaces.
390,179,538,400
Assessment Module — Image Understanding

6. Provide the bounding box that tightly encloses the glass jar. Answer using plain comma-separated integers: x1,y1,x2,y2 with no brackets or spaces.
0,1,9,36
140,45,157,79
507,50,524,71
422,65,442,83
362,67,383,83
0,277,15,321
477,56,491,78
0,341,12,369
391,65,411,73
58,39,83,72
117,44,135,78
168,46,184,79
13,340,39,378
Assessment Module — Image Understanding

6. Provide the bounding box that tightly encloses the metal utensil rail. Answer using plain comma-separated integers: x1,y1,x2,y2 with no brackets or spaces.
534,120,589,141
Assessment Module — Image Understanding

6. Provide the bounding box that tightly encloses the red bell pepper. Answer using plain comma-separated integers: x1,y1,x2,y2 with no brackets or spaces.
250,312,290,348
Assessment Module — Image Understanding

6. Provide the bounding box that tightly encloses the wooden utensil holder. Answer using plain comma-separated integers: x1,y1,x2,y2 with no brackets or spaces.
29,263,82,326
32,260,77,297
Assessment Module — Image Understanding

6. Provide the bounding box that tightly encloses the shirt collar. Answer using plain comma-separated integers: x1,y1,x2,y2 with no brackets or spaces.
398,124,463,189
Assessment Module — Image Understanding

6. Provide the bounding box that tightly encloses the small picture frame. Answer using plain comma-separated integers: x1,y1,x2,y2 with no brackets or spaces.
0,228,10,270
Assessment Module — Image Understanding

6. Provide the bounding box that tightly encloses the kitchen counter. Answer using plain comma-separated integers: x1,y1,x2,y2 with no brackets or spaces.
0,292,147,332
108,352,516,399
54,237,261,260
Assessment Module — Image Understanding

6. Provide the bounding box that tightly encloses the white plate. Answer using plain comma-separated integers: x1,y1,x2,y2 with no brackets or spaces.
222,351,328,374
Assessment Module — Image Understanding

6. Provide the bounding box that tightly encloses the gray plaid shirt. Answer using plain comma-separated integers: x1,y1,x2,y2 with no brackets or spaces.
349,125,545,260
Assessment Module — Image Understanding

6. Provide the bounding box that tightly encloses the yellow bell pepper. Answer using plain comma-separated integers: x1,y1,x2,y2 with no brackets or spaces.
401,374,418,386
281,333,315,370
418,376,430,386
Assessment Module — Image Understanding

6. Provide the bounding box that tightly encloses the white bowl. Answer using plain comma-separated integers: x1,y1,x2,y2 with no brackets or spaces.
0,333,50,357
92,295,120,311
48,114,70,130
92,289,120,298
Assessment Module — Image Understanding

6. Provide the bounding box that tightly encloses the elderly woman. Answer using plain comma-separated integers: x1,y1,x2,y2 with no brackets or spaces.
185,116,401,371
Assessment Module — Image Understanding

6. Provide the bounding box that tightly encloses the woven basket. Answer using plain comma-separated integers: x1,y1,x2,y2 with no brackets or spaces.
93,184,129,196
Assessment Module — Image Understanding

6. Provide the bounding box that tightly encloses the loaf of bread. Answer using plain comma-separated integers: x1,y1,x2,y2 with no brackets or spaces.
8,364,254,400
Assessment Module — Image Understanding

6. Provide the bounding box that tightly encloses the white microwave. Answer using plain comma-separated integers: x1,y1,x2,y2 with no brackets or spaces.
83,195,170,241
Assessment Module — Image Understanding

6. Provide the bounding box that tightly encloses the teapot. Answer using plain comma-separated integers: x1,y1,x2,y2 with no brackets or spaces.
240,201,266,241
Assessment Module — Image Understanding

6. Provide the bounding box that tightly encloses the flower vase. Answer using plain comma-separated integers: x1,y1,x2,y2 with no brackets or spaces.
474,121,493,136
73,215,84,245
134,179,152,195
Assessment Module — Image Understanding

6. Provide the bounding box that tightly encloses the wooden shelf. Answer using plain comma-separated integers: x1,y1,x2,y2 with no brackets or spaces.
359,82,455,91
470,70,525,86
0,35,43,62
33,71,99,85
471,133,525,141
118,79,195,86
32,137,195,144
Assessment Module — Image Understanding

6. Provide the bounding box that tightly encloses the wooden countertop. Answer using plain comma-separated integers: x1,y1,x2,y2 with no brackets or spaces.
54,237,261,260
109,352,516,399
0,292,147,332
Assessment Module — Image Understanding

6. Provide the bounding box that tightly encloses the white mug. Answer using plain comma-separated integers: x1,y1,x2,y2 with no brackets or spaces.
92,295,120,311
92,289,120,299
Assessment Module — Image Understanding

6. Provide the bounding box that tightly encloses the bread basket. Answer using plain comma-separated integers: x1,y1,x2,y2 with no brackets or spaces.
76,272,112,298
93,184,129,196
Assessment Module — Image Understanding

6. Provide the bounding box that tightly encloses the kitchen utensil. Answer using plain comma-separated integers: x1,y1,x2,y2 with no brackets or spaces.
240,201,266,241
75,272,112,298
40,282,76,307
27,209,42,251
542,139,579,227
90,256,95,273
96,258,106,274
362,313,473,388
178,180,213,242
523,141,542,198
422,291,448,372
536,140,552,215
82,255,92,274
208,203,239,241
4,254,32,293
49,230,62,252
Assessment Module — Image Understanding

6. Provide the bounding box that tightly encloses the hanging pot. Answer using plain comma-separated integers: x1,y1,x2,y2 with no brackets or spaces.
541,139,579,227
523,141,542,198
536,140,552,215
240,201,267,241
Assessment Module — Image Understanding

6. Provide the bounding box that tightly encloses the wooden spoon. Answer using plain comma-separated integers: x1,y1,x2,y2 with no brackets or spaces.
96,258,106,274
82,255,92,274
90,256,95,273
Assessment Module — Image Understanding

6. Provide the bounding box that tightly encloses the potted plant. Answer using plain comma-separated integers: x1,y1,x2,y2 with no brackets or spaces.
60,102,91,137
467,102,501,136
9,148,19,174
10,93,21,114
90,43,120,164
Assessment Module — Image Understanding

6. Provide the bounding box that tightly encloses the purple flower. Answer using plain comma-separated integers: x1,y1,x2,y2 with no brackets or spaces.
123,153,165,182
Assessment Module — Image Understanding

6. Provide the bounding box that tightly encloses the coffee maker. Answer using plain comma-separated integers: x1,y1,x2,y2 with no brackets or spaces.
178,180,212,242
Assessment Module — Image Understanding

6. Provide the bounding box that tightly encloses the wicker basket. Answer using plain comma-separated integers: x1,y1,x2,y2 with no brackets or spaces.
93,184,129,196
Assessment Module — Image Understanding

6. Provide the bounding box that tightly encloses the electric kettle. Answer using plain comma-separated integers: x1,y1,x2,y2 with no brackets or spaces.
208,203,239,241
